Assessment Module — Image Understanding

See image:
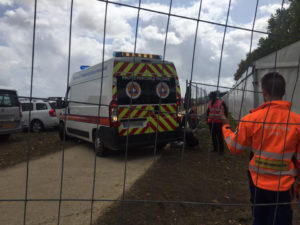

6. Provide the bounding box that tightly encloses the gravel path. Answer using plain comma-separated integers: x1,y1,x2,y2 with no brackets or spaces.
0,144,154,225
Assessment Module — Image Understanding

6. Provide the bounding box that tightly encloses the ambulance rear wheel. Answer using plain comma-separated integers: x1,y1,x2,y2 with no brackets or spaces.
93,131,107,157
0,134,10,141
156,143,167,151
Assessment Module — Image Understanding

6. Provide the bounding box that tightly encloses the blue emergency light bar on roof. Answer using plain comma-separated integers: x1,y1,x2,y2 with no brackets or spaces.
80,65,90,70
113,51,162,60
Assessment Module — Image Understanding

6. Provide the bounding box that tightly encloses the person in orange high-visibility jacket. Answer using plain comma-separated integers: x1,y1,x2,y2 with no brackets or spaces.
206,91,228,154
222,72,300,225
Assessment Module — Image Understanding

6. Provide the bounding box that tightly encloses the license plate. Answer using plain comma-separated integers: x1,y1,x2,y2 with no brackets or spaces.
122,120,146,129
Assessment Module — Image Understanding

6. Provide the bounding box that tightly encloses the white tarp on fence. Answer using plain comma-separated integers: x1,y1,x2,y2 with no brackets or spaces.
224,41,300,120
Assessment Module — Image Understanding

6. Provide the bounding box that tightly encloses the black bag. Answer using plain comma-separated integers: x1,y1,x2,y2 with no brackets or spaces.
185,130,199,147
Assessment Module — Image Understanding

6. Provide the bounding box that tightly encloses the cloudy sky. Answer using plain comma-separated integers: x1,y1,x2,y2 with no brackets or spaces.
0,0,286,98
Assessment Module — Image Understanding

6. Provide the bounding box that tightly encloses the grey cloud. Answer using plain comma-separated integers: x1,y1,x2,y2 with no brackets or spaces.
3,7,32,28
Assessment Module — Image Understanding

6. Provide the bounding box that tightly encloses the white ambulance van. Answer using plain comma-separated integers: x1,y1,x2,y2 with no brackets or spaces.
59,52,182,156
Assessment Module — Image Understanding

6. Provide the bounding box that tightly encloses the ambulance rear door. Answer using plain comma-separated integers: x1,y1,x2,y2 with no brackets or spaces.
113,60,181,137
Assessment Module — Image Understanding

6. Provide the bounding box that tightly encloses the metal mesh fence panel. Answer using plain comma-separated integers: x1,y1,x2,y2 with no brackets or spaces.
0,0,300,225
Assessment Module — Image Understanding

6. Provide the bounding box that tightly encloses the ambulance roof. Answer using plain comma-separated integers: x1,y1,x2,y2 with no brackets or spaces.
70,57,174,85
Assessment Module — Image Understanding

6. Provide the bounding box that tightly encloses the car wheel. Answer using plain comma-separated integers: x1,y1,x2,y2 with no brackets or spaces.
59,122,69,141
0,134,10,141
31,120,44,133
93,130,107,157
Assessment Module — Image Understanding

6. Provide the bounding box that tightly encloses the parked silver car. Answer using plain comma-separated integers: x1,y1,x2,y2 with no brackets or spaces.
0,88,22,140
21,100,59,132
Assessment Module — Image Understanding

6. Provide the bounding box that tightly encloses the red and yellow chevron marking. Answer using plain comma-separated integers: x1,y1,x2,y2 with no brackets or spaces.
112,61,181,103
148,104,177,133
118,105,150,136
113,61,177,78
176,85,181,99
118,105,149,120
118,104,178,136
112,85,117,101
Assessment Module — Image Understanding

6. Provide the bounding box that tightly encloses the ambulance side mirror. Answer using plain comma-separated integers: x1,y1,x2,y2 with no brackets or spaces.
64,100,69,107
64,86,70,108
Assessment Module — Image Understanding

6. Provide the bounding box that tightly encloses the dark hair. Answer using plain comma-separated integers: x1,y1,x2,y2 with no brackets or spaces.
209,91,217,104
261,72,285,98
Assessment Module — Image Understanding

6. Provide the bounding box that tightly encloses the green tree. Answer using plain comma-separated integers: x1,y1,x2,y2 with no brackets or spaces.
234,0,300,81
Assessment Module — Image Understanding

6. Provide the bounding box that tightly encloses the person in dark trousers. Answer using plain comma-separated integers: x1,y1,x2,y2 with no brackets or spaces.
206,91,228,155
188,101,198,129
222,72,300,225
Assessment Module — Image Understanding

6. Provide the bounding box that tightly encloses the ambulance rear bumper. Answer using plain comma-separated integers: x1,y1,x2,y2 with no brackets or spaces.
100,127,183,151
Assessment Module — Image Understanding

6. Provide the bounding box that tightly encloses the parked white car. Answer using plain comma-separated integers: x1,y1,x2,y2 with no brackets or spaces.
21,100,59,132
48,99,67,121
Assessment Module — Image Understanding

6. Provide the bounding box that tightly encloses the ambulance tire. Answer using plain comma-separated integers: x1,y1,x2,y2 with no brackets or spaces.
185,130,199,147
59,122,70,141
0,134,10,141
188,118,199,130
156,143,167,151
93,130,108,157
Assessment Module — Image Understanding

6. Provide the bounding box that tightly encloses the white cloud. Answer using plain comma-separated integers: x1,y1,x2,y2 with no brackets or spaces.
0,0,12,6
140,2,170,14
0,0,279,98
74,1,137,40
201,0,237,23
258,3,282,15
140,25,165,41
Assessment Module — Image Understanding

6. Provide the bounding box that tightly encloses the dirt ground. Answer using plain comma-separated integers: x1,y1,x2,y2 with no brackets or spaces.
0,129,74,169
95,122,300,225
0,131,155,225
1,125,300,225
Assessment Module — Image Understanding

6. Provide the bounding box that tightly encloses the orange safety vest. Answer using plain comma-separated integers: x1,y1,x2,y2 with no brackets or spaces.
208,99,224,124
222,100,300,191
190,106,197,119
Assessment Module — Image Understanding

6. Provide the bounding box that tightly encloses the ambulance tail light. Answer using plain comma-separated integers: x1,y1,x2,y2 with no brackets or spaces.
176,100,182,122
109,100,120,127
49,109,56,117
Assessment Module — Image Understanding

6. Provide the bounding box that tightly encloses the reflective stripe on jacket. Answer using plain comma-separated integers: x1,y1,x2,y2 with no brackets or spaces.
208,99,224,124
222,100,300,191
